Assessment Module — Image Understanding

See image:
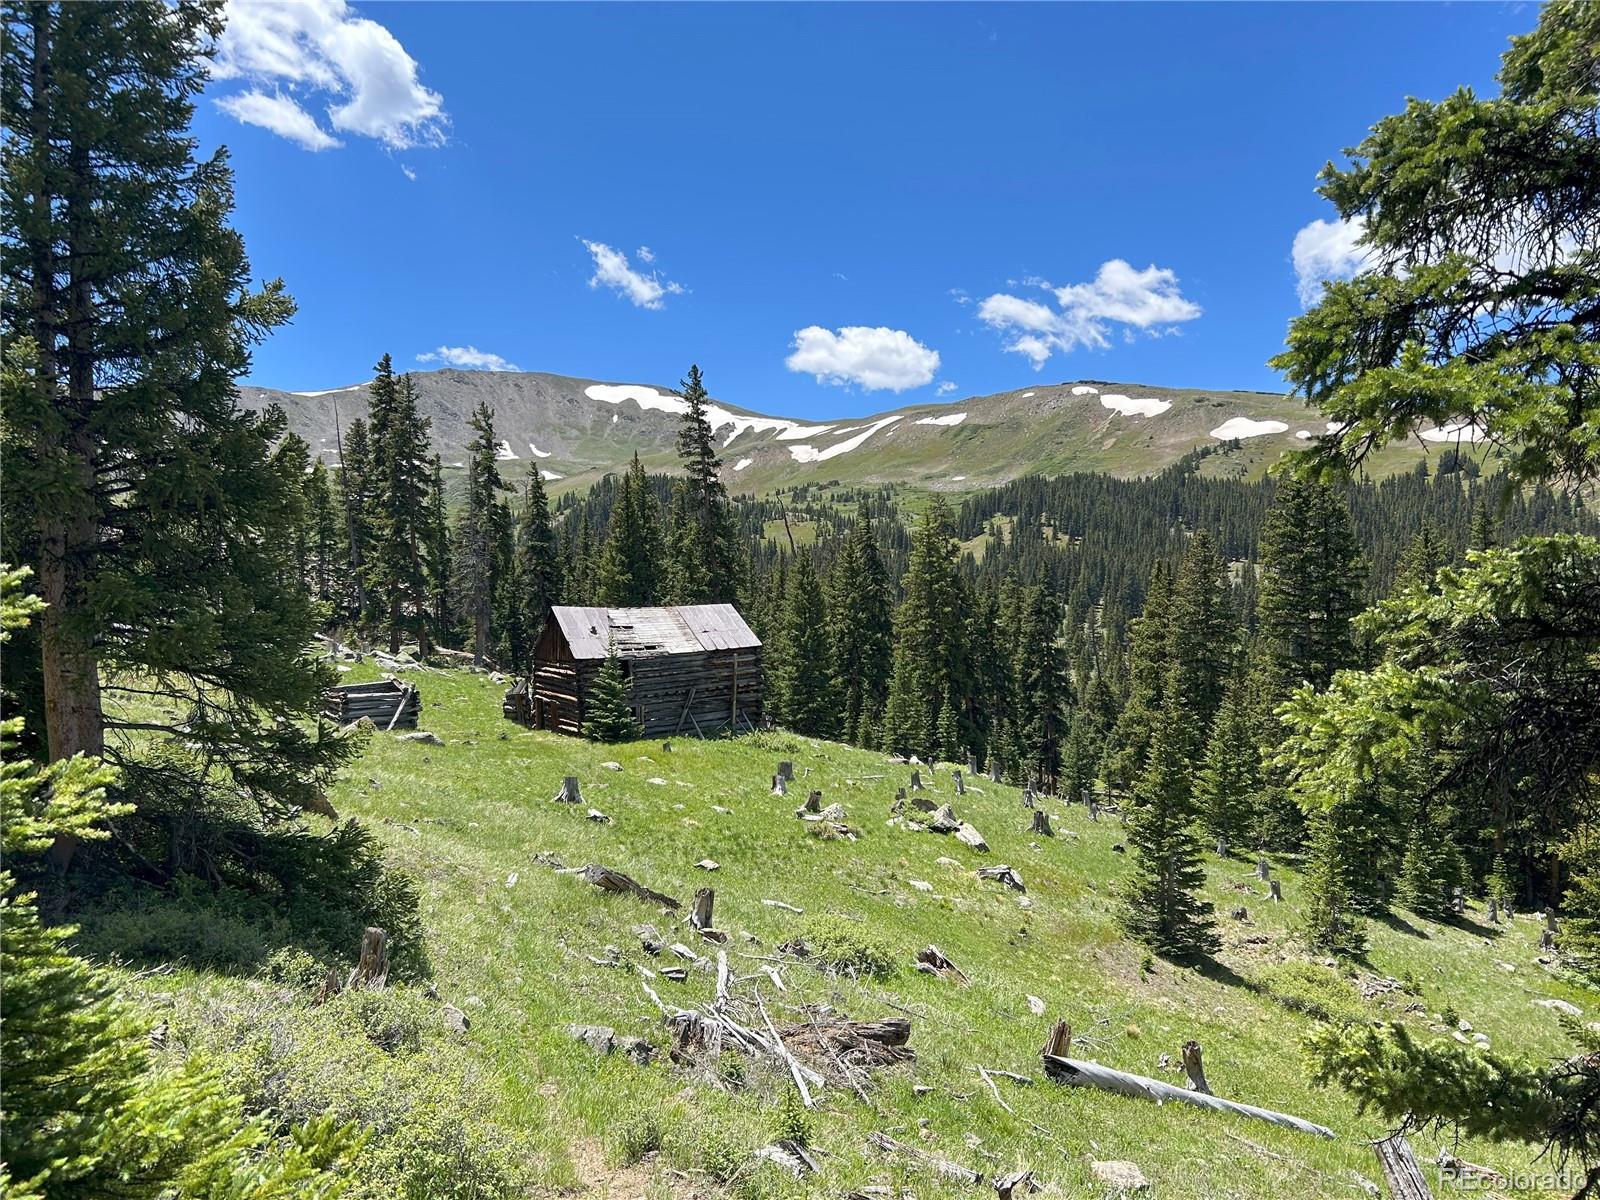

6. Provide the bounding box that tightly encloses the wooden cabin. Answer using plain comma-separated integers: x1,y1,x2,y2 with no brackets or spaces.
507,604,762,738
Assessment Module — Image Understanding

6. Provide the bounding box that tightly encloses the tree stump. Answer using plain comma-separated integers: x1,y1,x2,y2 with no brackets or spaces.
1268,879,1283,902
989,763,1002,783
1042,1019,1073,1059
772,773,788,797
1373,1133,1432,1200
346,926,389,991
910,770,924,791
967,753,979,776
1180,1040,1211,1094
1256,856,1270,881
554,776,582,804
689,887,715,931
1088,799,1100,822
777,760,794,781
1451,887,1466,915
796,790,822,816
1022,787,1036,810
953,770,965,796
896,786,907,801
1216,835,1229,857
1031,809,1053,837
1487,898,1499,924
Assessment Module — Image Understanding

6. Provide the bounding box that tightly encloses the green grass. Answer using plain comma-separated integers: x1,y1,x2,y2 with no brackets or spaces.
116,666,1596,1198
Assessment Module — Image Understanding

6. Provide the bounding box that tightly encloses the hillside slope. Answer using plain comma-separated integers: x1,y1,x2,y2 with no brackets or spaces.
113,667,1596,1199
242,370,1459,495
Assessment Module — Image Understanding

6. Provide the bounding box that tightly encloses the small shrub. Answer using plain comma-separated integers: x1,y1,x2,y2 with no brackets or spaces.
261,946,328,989
716,1050,747,1088
771,1087,811,1146
697,1125,745,1184
1140,953,1155,974
1258,962,1367,1024
611,1109,664,1166
795,914,895,978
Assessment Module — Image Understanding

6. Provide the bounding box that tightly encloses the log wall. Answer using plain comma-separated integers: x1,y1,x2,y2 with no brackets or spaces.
520,642,762,738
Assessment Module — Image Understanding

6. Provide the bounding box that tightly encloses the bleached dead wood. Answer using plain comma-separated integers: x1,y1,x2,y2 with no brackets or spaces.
866,1131,982,1185
757,986,815,1108
1040,1044,1335,1138
976,864,1025,892
915,945,969,983
554,776,582,803
1181,1040,1211,1094
558,863,681,910
690,887,715,931
346,926,389,990
1373,1134,1431,1200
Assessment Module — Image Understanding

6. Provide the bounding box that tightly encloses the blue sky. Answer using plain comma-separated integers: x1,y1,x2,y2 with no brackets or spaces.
199,1,1531,419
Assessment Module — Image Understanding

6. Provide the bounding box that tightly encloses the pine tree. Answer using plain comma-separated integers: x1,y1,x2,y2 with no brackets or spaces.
1118,679,1219,959
827,507,894,743
1014,586,1070,791
1194,666,1261,850
1255,478,1364,695
665,364,740,603
1485,852,1517,914
1103,562,1173,793
1302,805,1368,955
421,455,452,641
451,403,513,665
368,360,435,655
303,458,341,605
595,455,663,605
1166,529,1236,747
771,556,837,736
881,499,962,759
1393,522,1444,594
506,468,561,674
0,1,351,865
584,645,639,742
1558,854,1600,984
569,510,595,605
337,416,376,623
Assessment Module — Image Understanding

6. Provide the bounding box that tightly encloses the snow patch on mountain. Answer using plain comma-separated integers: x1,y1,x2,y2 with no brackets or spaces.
1101,394,1171,418
585,382,834,448
1211,417,1289,440
787,416,901,464
292,383,366,398
1071,385,1099,396
528,442,552,458
915,412,967,427
733,458,753,471
1421,421,1487,444
495,439,518,460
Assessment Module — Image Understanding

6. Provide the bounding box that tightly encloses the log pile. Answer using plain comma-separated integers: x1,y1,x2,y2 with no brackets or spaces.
322,679,420,728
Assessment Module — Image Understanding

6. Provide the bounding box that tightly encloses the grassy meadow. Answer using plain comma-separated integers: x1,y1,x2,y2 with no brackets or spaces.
106,665,1597,1199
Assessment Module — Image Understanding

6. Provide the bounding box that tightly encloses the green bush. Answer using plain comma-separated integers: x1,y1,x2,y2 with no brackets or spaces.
795,914,896,978
696,1125,746,1184
771,1087,811,1145
1257,962,1368,1024
610,1109,665,1166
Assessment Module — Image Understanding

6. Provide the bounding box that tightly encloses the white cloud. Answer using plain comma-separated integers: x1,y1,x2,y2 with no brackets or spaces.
977,259,1201,368
636,246,655,263
417,345,519,371
215,90,342,151
582,240,684,310
400,163,417,181
1291,217,1370,306
785,326,940,393
213,0,447,151
936,381,958,396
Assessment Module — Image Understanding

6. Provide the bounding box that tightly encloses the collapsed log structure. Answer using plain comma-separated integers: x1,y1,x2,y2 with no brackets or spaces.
322,679,420,728
506,604,762,737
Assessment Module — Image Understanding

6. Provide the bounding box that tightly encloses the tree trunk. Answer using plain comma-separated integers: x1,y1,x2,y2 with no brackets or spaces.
1181,1040,1211,1094
1373,1134,1432,1200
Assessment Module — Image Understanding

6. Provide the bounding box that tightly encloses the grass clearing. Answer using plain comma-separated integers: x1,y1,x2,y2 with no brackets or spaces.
108,666,1596,1198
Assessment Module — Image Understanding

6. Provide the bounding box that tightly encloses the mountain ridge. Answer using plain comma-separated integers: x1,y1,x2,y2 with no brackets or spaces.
240,368,1449,494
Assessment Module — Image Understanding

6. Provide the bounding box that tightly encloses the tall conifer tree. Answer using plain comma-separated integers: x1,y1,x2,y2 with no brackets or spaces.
826,507,893,741
666,364,739,603
771,556,837,736
451,403,513,665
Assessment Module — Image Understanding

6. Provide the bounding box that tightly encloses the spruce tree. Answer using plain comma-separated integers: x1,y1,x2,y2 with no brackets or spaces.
421,455,452,641
507,467,561,674
337,416,376,623
367,361,435,654
826,507,893,741
1014,586,1070,791
771,556,837,736
595,455,663,605
1302,805,1368,955
1103,562,1173,793
1193,666,1261,850
451,403,513,665
881,499,962,759
0,0,351,863
303,458,340,605
1118,679,1219,959
1166,529,1235,747
665,364,740,603
1393,522,1444,594
1255,477,1363,695
584,645,639,742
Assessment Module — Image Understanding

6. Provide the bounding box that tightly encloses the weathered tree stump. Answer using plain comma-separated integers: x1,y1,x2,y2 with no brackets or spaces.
346,926,389,991
772,773,788,796
1255,856,1270,881
910,769,924,791
1022,787,1036,810
1087,798,1100,822
1452,887,1466,915
1373,1133,1431,1200
1268,879,1283,902
554,776,583,804
1181,1040,1211,1095
689,887,715,931
1042,1019,1073,1059
1231,906,1249,921
1216,835,1229,857
976,864,1026,892
1031,809,1053,837
777,760,795,781
1487,898,1500,924
953,770,965,796
967,753,979,776
895,786,907,801
796,790,822,815
989,763,1002,783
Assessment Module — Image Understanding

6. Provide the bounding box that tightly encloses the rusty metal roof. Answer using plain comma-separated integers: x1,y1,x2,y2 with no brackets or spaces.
549,604,760,660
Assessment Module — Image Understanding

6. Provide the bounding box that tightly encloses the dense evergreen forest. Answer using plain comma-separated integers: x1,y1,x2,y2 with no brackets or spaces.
3,2,1597,1196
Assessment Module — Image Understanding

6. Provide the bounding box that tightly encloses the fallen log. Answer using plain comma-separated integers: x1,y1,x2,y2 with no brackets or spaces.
915,945,970,984
976,864,1025,892
1373,1134,1431,1200
558,863,681,910
1041,1041,1335,1139
866,1131,981,1185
